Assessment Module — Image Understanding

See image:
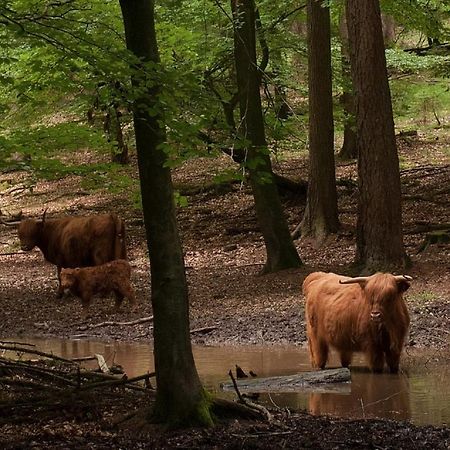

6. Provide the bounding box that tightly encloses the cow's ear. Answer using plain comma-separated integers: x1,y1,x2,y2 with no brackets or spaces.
397,279,410,293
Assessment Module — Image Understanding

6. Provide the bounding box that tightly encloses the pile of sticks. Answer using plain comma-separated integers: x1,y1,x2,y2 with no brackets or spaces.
0,342,155,424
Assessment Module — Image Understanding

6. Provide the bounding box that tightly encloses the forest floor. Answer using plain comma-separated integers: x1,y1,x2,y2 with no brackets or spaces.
1,128,449,448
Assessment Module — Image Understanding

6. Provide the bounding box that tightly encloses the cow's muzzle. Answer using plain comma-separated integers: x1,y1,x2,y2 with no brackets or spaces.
370,311,383,322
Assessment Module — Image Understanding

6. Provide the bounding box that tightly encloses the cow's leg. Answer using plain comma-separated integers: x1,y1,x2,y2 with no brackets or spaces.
339,351,352,368
56,266,63,298
80,295,91,320
368,349,385,373
316,340,329,370
308,331,328,369
113,290,124,312
124,285,137,311
385,350,401,374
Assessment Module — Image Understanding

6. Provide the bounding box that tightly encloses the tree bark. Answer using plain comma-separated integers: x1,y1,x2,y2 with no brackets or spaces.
231,0,302,272
119,0,212,427
338,10,358,160
300,0,339,241
346,0,408,271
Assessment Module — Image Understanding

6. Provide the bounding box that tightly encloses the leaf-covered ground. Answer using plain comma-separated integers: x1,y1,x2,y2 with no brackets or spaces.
0,129,449,448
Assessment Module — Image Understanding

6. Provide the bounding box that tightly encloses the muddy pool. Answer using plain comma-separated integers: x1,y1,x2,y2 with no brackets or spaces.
3,337,449,427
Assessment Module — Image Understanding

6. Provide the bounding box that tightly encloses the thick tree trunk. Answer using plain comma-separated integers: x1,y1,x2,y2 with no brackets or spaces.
300,0,339,241
119,0,212,427
338,11,358,160
231,0,302,272
346,0,408,271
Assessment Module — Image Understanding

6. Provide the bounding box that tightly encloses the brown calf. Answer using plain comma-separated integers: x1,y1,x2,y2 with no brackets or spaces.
60,259,136,318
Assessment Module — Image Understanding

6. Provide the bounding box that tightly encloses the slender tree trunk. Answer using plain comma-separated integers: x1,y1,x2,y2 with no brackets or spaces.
106,106,129,164
346,0,408,271
338,10,357,160
119,0,212,427
300,0,339,241
231,0,302,272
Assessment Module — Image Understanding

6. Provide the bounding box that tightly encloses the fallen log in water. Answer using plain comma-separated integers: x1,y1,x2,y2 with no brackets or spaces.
221,368,351,393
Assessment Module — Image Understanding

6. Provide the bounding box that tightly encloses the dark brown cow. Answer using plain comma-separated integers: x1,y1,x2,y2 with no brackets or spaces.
60,259,136,318
303,272,411,373
18,212,127,296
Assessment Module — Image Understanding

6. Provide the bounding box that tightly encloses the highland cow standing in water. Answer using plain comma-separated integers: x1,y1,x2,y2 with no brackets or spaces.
60,259,136,318
18,212,127,296
303,272,411,373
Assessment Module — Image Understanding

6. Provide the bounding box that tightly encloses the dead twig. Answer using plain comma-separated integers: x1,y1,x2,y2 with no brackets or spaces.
0,360,78,387
89,315,154,328
190,326,218,334
0,340,36,347
0,377,63,391
228,369,272,421
70,356,97,362
76,372,156,392
0,344,79,365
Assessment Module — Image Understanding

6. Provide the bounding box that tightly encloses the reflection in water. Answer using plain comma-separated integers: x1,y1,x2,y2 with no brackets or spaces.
308,371,411,421
3,337,449,427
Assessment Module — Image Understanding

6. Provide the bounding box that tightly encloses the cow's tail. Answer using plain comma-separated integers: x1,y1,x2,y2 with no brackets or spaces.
112,213,127,260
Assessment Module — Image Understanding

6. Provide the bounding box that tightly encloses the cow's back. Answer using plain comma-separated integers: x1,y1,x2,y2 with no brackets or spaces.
44,214,127,268
304,272,368,350
83,214,127,265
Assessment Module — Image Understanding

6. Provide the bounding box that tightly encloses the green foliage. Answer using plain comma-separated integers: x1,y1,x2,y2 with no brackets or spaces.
386,49,450,77
0,0,448,206
381,0,449,42
0,121,139,199
174,191,188,208
390,78,450,124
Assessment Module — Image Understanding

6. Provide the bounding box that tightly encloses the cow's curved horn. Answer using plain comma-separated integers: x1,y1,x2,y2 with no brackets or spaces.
394,275,412,282
0,218,21,227
339,276,370,285
41,208,48,224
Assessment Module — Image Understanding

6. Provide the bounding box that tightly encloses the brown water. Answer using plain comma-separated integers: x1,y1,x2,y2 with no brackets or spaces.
3,337,449,427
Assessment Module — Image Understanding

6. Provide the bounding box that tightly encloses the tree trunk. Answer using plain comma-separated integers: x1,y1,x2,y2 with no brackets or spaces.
119,0,212,427
231,0,302,272
346,0,408,271
300,0,339,241
105,106,129,165
338,10,358,160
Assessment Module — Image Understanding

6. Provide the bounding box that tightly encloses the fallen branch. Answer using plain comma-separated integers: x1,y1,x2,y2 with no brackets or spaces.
89,315,154,328
0,377,63,391
405,222,450,234
0,360,78,387
222,367,351,393
71,356,97,362
190,326,218,334
0,345,79,365
76,372,156,392
228,369,244,402
76,368,156,392
0,340,36,347
228,369,272,421
95,354,110,373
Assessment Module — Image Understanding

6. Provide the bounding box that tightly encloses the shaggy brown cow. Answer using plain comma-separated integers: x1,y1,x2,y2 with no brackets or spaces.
60,259,136,318
303,272,411,373
18,212,126,296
